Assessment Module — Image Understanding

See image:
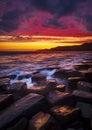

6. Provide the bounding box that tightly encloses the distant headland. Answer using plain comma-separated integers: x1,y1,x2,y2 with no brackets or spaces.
40,43,92,52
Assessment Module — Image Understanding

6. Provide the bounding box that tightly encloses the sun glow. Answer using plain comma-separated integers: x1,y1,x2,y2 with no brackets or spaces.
0,35,92,51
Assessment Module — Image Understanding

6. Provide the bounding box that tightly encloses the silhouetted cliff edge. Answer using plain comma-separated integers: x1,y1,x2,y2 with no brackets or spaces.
49,43,92,51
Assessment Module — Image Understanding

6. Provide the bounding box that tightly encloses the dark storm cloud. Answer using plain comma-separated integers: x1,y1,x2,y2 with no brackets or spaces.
84,15,92,31
0,10,22,32
43,18,67,29
30,0,88,31
0,0,92,33
30,0,85,16
75,0,92,31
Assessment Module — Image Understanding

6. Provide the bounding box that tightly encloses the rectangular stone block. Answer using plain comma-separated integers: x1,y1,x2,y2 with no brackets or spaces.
46,90,75,107
68,77,84,92
28,85,55,96
7,117,28,130
72,90,92,104
0,78,10,87
56,84,65,92
76,102,92,118
79,70,92,82
0,93,44,130
77,81,92,92
28,112,55,130
0,94,14,110
50,106,81,125
91,109,92,128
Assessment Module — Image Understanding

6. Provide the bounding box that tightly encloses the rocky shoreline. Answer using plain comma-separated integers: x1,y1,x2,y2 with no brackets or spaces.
0,59,92,130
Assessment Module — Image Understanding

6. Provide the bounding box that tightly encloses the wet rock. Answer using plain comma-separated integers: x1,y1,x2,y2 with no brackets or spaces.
0,93,44,130
91,109,92,128
7,117,28,130
0,78,10,88
28,86,49,95
9,81,27,90
32,73,46,85
8,81,28,98
28,80,56,96
28,112,55,130
0,94,14,110
25,74,32,79
82,60,92,64
72,90,92,104
9,75,16,80
77,81,92,92
17,73,31,80
64,70,81,77
46,79,57,89
18,75,25,80
76,102,92,118
68,77,83,92
0,75,16,80
46,90,75,107
74,63,92,70
79,69,92,82
56,84,65,92
50,106,81,125
53,69,66,79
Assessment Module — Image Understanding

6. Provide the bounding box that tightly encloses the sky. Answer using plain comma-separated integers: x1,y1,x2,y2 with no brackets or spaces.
0,0,92,51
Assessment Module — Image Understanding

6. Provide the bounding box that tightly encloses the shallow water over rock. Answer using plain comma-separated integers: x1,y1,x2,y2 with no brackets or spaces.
0,51,92,88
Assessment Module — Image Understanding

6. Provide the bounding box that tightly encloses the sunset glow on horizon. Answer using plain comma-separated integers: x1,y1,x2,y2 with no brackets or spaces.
0,0,92,51
0,35,92,51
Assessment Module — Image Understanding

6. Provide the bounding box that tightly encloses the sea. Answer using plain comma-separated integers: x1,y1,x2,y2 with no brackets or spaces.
0,51,92,88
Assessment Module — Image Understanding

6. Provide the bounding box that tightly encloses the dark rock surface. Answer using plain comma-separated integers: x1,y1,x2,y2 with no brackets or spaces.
50,106,81,125
68,77,84,92
79,69,92,82
64,70,81,77
53,69,66,79
77,81,92,92
28,112,55,130
7,117,28,130
0,93,44,130
46,90,75,107
0,78,10,91
46,79,57,89
8,82,28,98
32,73,46,85
73,63,92,70
56,84,65,92
72,90,92,104
9,82,27,90
0,94,14,110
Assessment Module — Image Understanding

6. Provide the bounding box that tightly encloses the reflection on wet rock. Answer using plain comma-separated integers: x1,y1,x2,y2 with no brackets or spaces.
53,69,66,79
50,106,81,125
77,81,92,92
32,73,46,85
46,90,75,107
79,69,92,82
28,112,55,130
0,93,44,130
68,77,84,92
72,90,92,104
56,84,65,92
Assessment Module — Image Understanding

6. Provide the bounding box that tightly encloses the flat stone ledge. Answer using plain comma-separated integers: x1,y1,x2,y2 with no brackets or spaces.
77,81,92,92
0,93,44,130
6,117,28,130
50,106,81,125
72,90,92,104
28,112,55,130
46,90,75,107
0,94,14,110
